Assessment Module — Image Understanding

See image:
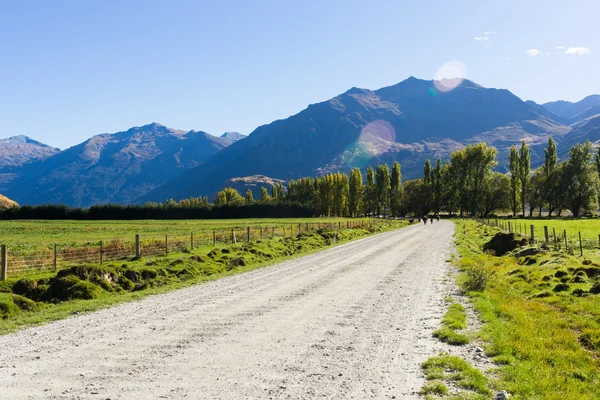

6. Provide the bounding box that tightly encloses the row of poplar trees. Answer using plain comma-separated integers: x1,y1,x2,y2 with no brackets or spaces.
207,163,404,217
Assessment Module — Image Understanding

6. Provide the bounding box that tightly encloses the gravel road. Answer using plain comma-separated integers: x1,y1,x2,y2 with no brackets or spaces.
0,221,455,400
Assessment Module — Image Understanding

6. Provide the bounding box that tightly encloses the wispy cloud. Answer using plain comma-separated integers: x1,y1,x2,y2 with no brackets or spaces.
564,47,590,55
555,46,564,50
484,31,498,35
474,36,489,41
525,49,542,56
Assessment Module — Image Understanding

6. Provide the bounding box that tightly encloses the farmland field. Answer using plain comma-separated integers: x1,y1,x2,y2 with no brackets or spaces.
492,218,600,252
0,217,366,250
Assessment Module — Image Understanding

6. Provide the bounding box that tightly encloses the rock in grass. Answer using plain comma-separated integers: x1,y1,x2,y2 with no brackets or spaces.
496,390,511,399
589,283,600,295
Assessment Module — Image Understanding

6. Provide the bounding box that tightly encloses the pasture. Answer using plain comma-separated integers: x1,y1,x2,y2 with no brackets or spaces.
0,217,365,250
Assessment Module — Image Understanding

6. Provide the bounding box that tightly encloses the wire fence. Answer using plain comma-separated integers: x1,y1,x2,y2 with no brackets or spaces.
0,219,377,279
476,218,600,256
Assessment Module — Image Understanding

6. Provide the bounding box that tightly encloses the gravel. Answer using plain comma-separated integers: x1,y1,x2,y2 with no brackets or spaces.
0,221,456,399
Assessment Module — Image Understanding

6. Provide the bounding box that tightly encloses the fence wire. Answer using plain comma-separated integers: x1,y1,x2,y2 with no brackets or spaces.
1,219,376,278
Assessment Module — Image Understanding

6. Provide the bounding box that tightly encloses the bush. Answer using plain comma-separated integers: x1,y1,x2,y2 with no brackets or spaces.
460,259,493,292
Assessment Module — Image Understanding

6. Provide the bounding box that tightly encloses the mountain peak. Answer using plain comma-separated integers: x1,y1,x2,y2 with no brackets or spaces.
220,132,247,143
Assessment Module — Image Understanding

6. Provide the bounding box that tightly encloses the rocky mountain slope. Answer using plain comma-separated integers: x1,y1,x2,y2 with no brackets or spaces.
142,77,573,202
0,135,59,168
3,123,233,207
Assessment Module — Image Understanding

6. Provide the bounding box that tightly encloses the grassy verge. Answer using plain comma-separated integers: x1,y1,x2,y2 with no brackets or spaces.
0,220,406,334
453,219,600,399
420,354,491,399
433,303,469,345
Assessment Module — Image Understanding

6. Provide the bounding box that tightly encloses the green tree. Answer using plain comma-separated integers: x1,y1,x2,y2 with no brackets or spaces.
403,179,431,216
508,145,520,217
424,160,433,184
390,162,403,217
365,166,376,217
528,170,545,216
260,186,271,201
480,173,511,217
216,187,243,205
563,141,598,217
245,189,254,203
518,140,530,216
375,164,391,217
349,168,363,217
432,158,443,215
542,137,558,215
447,143,497,216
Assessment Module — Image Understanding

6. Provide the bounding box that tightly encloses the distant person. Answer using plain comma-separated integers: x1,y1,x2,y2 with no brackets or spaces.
423,216,428,225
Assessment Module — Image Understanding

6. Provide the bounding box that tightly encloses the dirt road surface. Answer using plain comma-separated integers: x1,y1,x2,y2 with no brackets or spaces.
0,221,455,399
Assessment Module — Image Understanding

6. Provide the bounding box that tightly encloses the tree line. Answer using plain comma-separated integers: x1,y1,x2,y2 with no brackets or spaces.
1,137,598,220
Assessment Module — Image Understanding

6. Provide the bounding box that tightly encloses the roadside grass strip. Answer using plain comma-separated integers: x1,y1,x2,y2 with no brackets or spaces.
452,220,600,399
420,354,491,399
433,302,469,346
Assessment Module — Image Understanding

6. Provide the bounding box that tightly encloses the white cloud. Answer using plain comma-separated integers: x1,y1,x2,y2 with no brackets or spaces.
525,49,542,56
484,31,498,35
555,46,564,50
505,57,511,61
564,47,591,55
474,36,489,41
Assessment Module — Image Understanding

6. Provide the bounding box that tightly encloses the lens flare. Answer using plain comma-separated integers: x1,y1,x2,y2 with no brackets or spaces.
357,120,396,156
433,60,467,92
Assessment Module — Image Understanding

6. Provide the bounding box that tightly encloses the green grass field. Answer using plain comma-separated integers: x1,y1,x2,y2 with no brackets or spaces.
497,218,600,244
0,217,367,250
452,220,600,399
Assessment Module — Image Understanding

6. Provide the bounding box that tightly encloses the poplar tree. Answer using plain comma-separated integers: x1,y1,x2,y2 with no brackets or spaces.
245,189,254,203
542,136,558,215
349,168,363,217
365,166,376,217
376,164,391,217
390,161,403,217
518,140,530,216
432,158,443,215
260,187,270,201
508,145,520,216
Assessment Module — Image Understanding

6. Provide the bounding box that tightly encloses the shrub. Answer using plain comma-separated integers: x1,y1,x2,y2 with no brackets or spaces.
460,259,493,292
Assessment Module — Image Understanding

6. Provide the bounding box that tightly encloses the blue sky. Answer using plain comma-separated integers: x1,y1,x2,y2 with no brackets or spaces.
1,0,598,149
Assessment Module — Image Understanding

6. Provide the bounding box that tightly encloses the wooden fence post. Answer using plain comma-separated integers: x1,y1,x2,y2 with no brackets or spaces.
165,235,168,256
0,245,6,281
553,228,556,244
135,234,140,259
213,230,216,246
247,227,251,242
579,231,583,257
564,229,568,251
191,233,194,250
530,225,535,242
231,229,236,244
100,241,103,265
54,244,58,270
508,221,511,233
544,226,549,243
260,227,263,240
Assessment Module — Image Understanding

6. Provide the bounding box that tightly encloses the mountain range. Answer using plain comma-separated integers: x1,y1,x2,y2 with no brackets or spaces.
1,77,600,207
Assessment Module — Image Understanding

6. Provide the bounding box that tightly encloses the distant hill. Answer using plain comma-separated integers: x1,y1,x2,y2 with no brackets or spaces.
542,95,600,119
3,123,233,207
142,77,571,203
224,175,286,199
220,132,247,144
0,194,18,209
0,135,59,168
